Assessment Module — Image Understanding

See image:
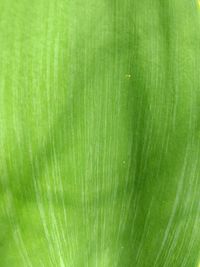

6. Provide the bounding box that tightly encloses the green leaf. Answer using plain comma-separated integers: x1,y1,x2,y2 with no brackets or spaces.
0,0,200,266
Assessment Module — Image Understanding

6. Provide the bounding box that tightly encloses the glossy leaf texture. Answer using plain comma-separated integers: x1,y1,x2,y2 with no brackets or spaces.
0,1,200,266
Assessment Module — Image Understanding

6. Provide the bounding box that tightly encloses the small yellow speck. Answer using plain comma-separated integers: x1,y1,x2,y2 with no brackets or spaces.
125,74,131,79
198,0,200,7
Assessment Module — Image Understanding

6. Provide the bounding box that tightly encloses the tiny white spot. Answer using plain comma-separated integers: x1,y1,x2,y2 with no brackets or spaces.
125,74,131,79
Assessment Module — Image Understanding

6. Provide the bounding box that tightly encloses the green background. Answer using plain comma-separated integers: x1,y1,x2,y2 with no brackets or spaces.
0,0,200,266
